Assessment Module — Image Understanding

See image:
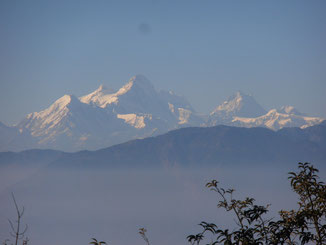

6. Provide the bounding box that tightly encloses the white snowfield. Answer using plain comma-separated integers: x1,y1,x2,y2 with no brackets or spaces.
80,84,116,107
0,75,324,152
117,113,152,129
231,109,323,130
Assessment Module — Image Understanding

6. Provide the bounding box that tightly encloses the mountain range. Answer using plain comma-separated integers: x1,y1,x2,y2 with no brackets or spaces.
0,75,324,152
1,122,325,168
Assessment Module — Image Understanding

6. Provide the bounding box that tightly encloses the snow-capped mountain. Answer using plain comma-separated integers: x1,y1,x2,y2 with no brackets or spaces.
231,109,323,130
81,75,176,125
0,76,324,152
207,92,324,130
80,75,202,127
17,94,137,151
0,75,202,151
207,91,266,126
81,75,160,112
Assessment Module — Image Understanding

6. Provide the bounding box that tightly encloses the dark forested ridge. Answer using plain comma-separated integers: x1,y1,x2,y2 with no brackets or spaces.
1,123,325,168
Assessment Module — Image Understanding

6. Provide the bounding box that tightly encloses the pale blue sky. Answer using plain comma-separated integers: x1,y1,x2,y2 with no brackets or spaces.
1,0,326,125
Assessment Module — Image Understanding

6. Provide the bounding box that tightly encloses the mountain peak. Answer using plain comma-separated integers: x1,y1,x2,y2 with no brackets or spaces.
130,74,151,84
211,91,266,118
116,75,155,96
92,84,114,95
266,109,278,115
128,74,154,90
18,94,82,135
54,94,79,108
96,84,109,92
229,91,253,101
278,105,304,116
80,84,114,107
234,91,248,97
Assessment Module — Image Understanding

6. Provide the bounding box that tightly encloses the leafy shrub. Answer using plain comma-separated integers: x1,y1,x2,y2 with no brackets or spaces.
188,162,326,245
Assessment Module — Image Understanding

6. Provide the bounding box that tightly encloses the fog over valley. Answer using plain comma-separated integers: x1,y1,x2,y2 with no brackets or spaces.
1,163,316,245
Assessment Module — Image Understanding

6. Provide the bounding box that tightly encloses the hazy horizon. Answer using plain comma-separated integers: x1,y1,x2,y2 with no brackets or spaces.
0,163,311,245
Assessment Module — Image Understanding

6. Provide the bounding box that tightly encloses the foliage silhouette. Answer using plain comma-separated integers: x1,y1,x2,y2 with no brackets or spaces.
89,238,106,245
188,162,326,245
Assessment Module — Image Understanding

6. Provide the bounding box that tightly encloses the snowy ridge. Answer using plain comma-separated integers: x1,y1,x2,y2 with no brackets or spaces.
117,113,152,129
21,95,77,136
0,75,324,152
79,85,115,107
1,75,200,151
207,92,324,130
17,94,131,150
277,105,305,116
210,91,266,118
80,75,156,109
231,109,323,130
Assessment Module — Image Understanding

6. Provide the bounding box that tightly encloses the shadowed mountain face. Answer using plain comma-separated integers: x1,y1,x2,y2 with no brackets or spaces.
0,76,324,152
1,123,325,169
